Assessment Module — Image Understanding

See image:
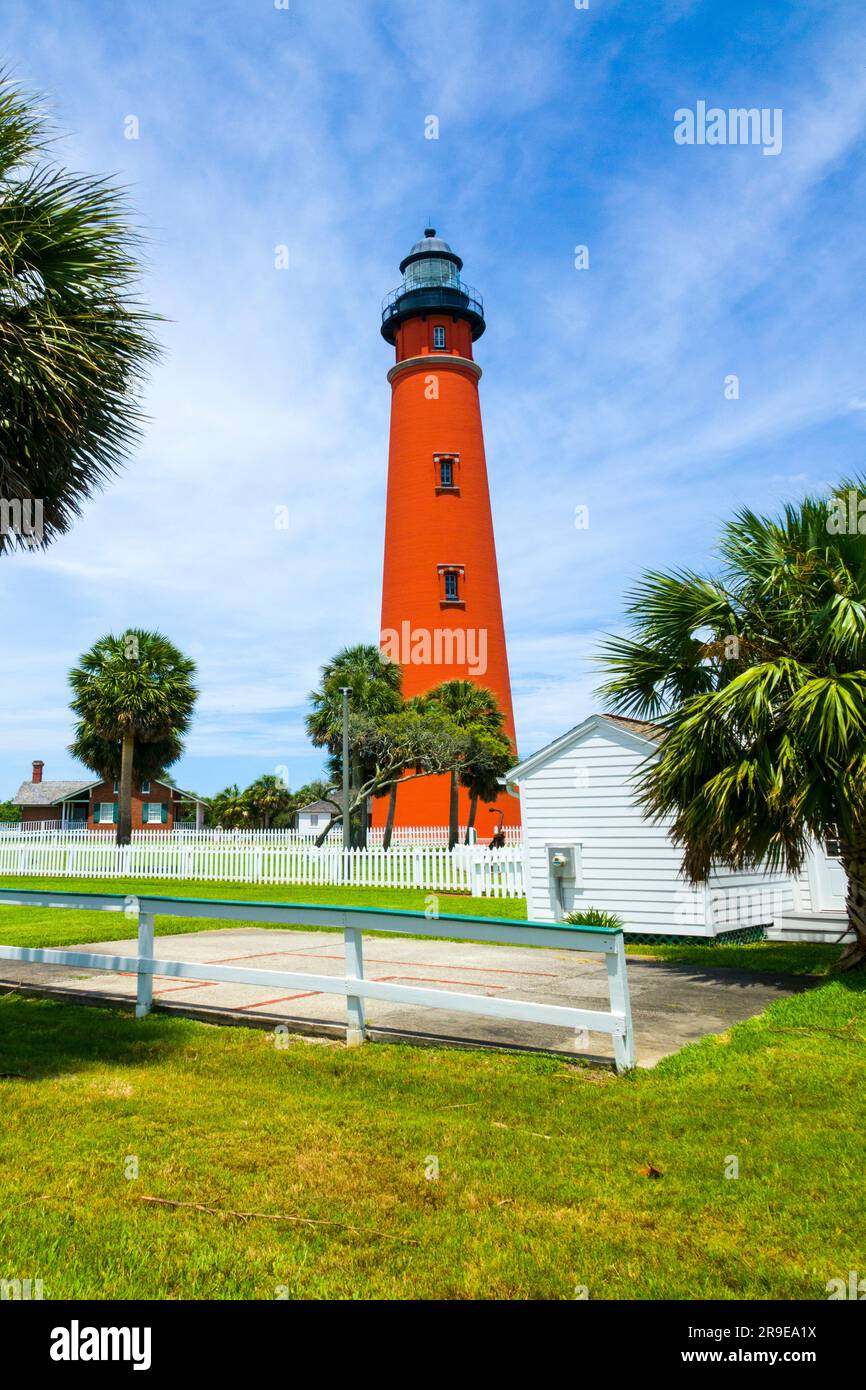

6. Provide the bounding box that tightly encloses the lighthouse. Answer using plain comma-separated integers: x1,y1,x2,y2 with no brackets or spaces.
376,229,520,837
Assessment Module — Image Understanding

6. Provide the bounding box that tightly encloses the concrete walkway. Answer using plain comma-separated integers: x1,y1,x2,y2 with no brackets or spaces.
0,927,816,1066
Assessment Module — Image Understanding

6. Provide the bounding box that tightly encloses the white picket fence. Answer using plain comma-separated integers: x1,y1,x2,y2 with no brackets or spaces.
0,822,522,848
367,825,523,847
0,837,525,897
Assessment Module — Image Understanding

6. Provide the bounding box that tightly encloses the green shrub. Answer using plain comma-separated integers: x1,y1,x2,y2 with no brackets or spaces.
564,906,625,930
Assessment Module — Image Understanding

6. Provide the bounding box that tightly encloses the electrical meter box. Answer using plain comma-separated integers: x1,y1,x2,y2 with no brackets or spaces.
547,845,577,879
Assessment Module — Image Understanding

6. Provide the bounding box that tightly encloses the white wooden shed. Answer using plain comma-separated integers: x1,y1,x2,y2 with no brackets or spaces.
507,713,848,942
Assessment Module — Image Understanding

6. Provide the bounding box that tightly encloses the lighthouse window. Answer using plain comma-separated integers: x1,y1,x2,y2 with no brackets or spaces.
433,326,446,349
444,571,460,602
439,457,453,488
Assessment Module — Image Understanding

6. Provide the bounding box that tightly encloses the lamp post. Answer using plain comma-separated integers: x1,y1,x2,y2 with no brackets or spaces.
340,686,352,849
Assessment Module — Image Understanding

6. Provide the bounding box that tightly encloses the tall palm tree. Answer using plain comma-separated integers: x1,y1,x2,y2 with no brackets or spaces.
597,482,866,970
0,74,159,555
419,681,506,847
306,644,402,846
69,630,198,845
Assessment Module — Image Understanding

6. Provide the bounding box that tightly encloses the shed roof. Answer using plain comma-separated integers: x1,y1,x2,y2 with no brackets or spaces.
507,712,664,783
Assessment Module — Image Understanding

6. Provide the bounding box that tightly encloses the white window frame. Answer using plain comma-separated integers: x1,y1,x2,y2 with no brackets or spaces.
433,325,446,349
99,803,115,825
146,802,164,825
141,780,150,794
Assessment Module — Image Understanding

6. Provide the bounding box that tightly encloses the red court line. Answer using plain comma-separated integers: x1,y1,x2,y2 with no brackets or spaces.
153,981,221,997
204,948,305,965
277,948,556,979
99,945,556,982
233,973,509,1014
235,990,323,1011
373,973,506,991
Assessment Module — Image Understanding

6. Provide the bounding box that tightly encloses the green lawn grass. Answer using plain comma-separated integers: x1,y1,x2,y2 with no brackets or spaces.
0,874,843,973
624,939,840,975
0,973,863,1299
0,876,527,949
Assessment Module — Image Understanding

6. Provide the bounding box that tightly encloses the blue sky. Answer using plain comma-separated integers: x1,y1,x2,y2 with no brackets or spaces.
2,0,866,799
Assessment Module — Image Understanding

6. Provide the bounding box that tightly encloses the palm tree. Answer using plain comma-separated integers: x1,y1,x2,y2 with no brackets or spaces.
212,785,247,829
597,482,866,970
244,774,293,829
208,784,249,830
0,74,159,555
69,630,198,845
306,644,402,846
419,681,506,847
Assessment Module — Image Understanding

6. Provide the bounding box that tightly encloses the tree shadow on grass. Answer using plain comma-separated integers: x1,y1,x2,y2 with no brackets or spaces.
0,992,196,1081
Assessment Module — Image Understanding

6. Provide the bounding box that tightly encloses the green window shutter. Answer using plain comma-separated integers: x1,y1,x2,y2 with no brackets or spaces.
93,803,100,822
112,802,118,824
161,803,168,825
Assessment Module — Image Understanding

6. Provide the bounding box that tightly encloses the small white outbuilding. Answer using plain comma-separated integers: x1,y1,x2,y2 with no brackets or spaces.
507,713,848,942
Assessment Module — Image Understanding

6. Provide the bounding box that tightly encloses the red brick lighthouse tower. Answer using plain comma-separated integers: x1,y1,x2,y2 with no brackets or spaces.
376,229,520,837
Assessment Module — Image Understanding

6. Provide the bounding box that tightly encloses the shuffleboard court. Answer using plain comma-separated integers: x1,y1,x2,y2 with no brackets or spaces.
0,925,815,1065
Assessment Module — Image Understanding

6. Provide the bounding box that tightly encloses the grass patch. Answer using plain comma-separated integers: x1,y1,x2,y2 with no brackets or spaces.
625,939,841,975
0,876,528,949
0,972,863,1299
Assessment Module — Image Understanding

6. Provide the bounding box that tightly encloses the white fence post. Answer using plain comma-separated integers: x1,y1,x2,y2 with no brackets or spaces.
471,855,484,897
344,925,366,1046
136,907,155,1019
605,934,636,1071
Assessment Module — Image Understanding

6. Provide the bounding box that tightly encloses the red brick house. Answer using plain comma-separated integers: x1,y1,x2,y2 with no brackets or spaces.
12,761,207,831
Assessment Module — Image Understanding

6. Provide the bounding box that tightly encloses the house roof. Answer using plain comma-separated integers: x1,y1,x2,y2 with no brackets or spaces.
12,780,94,807
298,799,339,814
163,784,209,805
12,778,208,807
506,712,664,783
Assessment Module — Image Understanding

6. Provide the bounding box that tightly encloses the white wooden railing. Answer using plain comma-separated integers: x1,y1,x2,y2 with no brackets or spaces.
0,838,525,897
0,888,634,1070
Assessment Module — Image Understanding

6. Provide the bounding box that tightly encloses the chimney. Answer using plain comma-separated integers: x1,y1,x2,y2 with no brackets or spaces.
32,760,44,784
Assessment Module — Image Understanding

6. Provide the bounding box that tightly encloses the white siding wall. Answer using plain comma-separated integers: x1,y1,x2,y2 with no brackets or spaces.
796,867,814,913
704,868,797,930
519,722,795,935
